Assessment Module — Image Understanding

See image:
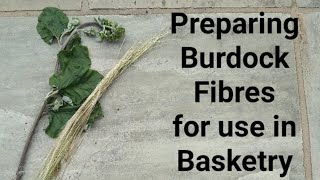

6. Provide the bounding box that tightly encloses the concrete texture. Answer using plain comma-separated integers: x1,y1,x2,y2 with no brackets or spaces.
0,0,81,11
0,14,304,180
0,17,57,179
238,169,289,180
297,0,320,8
88,0,292,9
301,13,320,180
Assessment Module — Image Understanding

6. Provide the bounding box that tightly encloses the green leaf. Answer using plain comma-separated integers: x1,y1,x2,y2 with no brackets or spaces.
36,7,69,44
65,33,81,50
45,103,103,138
36,22,54,44
45,105,77,138
61,69,103,105
49,45,91,90
87,103,104,127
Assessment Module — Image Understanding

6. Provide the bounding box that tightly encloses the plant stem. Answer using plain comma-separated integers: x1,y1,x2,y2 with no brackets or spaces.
15,21,100,180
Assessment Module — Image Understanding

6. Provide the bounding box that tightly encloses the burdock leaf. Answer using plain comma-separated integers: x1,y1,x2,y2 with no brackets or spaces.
36,22,54,44
49,45,91,90
45,103,104,138
65,33,81,50
45,106,77,138
61,69,103,105
36,7,69,44
87,103,104,127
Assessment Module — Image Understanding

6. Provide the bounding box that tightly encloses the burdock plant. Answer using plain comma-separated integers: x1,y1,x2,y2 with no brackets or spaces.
16,7,125,180
16,7,166,180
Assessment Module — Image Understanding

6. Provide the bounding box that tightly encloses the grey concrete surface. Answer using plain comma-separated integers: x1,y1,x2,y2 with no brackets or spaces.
88,0,292,9
0,14,304,180
0,17,57,179
302,13,320,180
0,0,81,11
297,0,320,7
